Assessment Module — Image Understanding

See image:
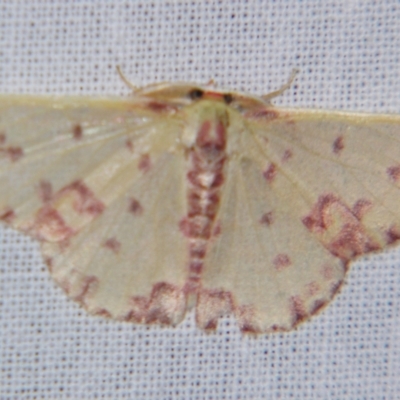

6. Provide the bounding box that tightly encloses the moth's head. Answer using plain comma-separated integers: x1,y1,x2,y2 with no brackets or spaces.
134,82,269,114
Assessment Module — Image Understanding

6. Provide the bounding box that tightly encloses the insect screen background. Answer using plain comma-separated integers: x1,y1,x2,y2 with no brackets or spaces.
1,1,399,399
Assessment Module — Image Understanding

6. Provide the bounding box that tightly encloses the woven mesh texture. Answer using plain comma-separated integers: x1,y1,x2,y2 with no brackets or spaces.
1,1,399,399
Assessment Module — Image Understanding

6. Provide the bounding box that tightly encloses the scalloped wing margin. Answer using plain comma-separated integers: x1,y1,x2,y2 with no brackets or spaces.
197,110,400,333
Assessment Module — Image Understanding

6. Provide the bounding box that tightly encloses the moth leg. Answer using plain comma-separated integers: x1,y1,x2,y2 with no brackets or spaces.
261,68,298,103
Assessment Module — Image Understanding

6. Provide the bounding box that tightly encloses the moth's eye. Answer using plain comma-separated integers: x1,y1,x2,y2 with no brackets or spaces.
223,93,234,104
188,89,204,100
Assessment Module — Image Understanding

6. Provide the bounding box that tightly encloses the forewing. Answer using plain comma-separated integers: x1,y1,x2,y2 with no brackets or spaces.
197,109,400,333
0,95,176,238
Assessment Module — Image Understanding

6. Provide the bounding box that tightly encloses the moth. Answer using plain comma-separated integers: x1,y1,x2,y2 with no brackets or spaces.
1,69,400,333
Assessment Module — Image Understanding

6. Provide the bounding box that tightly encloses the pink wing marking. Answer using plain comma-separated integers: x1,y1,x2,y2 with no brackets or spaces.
55,180,105,216
352,198,372,219
263,163,277,183
59,270,100,306
260,211,274,226
308,298,328,315
44,256,53,271
44,240,71,273
125,139,134,152
302,193,381,261
124,282,186,325
0,146,24,162
330,281,343,298
31,207,75,241
73,276,99,303
29,180,104,241
273,253,292,271
72,124,83,140
269,294,332,332
0,207,15,223
0,131,24,161
38,180,53,203
290,295,308,326
57,269,115,318
138,154,151,173
306,281,321,297
93,308,113,318
281,149,293,163
387,164,400,183
332,135,345,154
321,263,335,280
128,198,143,215
236,305,260,333
196,289,234,330
102,237,121,253
198,288,311,333
385,225,400,244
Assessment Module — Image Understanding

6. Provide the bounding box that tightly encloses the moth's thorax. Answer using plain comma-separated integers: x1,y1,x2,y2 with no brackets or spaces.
181,100,231,149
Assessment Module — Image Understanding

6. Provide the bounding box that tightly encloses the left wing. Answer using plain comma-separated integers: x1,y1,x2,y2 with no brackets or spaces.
197,109,400,333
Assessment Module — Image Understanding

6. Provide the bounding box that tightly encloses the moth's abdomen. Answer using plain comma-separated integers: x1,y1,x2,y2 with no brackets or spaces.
181,116,228,293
